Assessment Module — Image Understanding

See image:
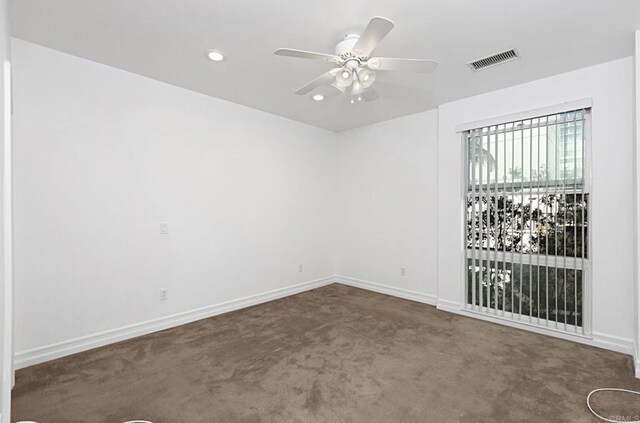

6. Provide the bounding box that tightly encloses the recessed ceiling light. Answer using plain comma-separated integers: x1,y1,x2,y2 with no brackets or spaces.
206,50,226,62
312,94,324,101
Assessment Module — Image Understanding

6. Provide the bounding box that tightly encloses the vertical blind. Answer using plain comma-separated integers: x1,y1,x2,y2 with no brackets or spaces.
464,109,590,334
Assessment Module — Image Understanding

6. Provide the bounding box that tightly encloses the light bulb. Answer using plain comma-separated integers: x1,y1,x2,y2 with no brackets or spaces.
335,68,353,88
357,68,376,88
351,80,362,95
206,50,226,62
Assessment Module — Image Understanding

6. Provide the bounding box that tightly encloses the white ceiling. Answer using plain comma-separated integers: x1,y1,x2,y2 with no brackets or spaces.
10,0,640,132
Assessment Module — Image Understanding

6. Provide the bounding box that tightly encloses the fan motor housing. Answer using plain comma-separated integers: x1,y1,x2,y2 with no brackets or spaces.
335,34,360,56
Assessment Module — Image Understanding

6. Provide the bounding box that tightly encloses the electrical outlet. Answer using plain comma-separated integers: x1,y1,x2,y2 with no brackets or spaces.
160,222,169,235
160,288,168,301
298,264,303,272
400,267,406,277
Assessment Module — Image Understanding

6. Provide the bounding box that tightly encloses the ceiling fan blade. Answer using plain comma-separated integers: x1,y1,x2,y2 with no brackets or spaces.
351,17,395,56
362,88,379,102
367,57,438,73
294,69,339,95
275,48,340,64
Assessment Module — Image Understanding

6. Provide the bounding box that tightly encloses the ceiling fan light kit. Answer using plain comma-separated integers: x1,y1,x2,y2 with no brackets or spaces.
274,16,437,103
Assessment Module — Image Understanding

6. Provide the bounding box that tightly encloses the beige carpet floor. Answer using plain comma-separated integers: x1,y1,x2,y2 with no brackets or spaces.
12,284,640,422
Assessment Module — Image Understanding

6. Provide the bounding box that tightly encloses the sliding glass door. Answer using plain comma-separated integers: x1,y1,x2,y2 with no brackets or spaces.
464,109,590,334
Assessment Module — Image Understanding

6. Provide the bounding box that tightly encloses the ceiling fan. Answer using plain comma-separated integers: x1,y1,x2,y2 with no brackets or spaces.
274,17,437,103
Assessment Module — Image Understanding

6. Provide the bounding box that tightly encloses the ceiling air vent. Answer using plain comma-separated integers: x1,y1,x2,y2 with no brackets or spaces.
467,49,520,71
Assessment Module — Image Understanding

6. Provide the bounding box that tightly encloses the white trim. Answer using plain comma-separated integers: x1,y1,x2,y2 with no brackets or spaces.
333,275,438,305
337,280,634,356
1,59,11,423
436,298,461,312
461,106,594,341
590,332,636,356
455,98,593,133
435,300,633,355
634,30,640,381
635,345,640,379
15,276,335,369
15,273,637,378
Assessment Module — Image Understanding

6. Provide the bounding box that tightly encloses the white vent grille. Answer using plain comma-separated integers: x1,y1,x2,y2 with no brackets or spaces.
468,49,520,71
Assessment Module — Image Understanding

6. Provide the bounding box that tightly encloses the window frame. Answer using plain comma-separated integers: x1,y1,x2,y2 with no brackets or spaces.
460,106,592,336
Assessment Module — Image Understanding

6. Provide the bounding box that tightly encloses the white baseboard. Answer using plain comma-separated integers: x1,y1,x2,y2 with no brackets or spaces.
334,275,437,305
590,332,636,356
336,278,635,357
435,298,460,312
435,300,634,356
15,276,335,370
16,273,638,378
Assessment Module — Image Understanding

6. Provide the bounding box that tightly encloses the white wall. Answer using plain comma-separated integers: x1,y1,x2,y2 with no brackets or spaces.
335,111,439,302
438,57,636,349
11,37,639,373
333,56,635,356
0,1,10,420
634,30,640,376
11,39,338,363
